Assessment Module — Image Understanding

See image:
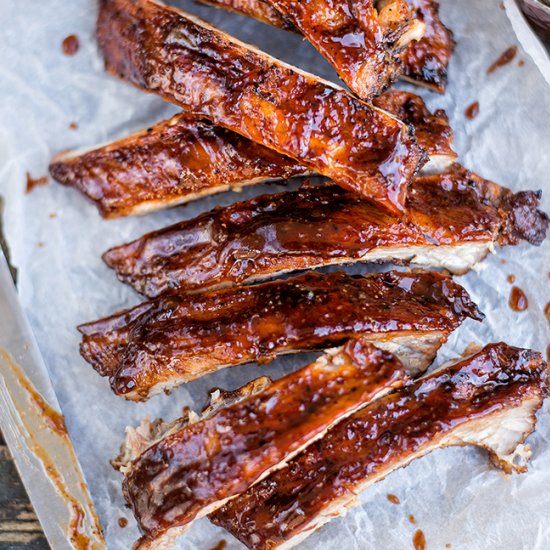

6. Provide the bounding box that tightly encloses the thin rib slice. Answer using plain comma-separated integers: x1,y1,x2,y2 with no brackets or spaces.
211,343,548,550
115,340,410,549
78,270,482,401
199,0,454,92
102,165,549,297
49,90,454,218
97,0,425,213
236,0,425,100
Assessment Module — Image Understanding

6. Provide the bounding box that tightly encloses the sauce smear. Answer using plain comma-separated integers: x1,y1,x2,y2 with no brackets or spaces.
387,494,400,505
409,514,416,524
62,34,80,56
26,173,48,193
509,286,528,312
118,517,128,528
209,541,227,550
544,302,550,325
487,46,518,74
465,101,480,120
507,274,516,284
413,529,426,550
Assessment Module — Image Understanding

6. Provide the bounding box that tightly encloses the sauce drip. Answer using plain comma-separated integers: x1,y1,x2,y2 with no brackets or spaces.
413,529,426,550
487,46,518,74
544,302,550,325
69,121,79,130
507,274,516,284
465,101,480,120
387,494,400,505
547,344,550,364
209,541,227,550
25,172,48,193
62,34,80,56
118,517,128,528
509,286,528,312
409,514,416,524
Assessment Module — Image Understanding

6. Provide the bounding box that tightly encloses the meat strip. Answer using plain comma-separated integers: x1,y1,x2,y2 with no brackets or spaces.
49,90,453,218
78,270,482,400
97,0,425,213
199,0,454,92
211,343,548,549
115,340,409,549
102,165,549,297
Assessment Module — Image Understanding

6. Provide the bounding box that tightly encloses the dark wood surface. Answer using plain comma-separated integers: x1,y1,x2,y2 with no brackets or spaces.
0,432,49,549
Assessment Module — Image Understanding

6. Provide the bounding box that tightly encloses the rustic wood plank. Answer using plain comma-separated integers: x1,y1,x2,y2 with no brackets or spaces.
0,432,49,549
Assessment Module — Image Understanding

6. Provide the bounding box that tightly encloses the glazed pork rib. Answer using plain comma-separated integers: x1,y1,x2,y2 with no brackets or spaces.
102,165,549,297
201,0,454,92
211,343,548,550
78,270,482,401
115,340,410,549
97,0,425,213
49,90,454,218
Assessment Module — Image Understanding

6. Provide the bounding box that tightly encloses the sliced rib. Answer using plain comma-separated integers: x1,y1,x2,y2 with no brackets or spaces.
211,343,548,550
49,90,453,218
102,165,549,297
115,340,409,549
97,0,425,213
78,270,482,401
199,0,454,92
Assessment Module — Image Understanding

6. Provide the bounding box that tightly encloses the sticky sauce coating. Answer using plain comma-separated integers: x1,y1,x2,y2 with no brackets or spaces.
123,341,408,545
78,270,482,400
211,344,548,549
97,0,425,213
102,165,548,297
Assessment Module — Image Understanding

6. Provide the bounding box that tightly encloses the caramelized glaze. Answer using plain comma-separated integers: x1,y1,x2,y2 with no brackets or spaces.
103,165,548,297
78,270,481,400
211,344,548,548
123,341,408,545
51,90,450,218
400,0,455,92
201,0,453,92
97,0,424,213
249,0,419,100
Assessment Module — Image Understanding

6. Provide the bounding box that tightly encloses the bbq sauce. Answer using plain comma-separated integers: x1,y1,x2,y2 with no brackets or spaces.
413,529,426,550
544,302,550,324
25,172,48,193
387,494,400,505
465,101,480,120
209,541,227,550
507,274,516,284
487,46,518,74
409,514,417,524
62,34,80,56
118,517,128,528
509,286,529,312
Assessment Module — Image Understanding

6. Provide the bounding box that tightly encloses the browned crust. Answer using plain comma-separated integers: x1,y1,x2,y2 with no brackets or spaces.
101,164,548,297
198,0,454,92
122,340,409,544
77,270,482,401
97,0,425,213
49,90,451,219
211,343,548,549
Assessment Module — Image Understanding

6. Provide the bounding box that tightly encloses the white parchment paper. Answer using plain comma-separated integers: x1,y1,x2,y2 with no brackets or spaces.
1,1,549,548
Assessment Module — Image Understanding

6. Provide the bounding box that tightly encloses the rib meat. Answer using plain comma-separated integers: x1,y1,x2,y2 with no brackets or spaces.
78,270,482,401
211,343,548,550
199,0,454,92
115,340,409,549
49,90,453,218
97,0,425,213
102,165,548,297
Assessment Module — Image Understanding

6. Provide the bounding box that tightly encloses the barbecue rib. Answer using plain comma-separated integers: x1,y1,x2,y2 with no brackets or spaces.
199,0,454,92
49,90,454,218
97,0,425,213
102,165,549,297
212,343,548,550
78,270,482,401
115,340,410,549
